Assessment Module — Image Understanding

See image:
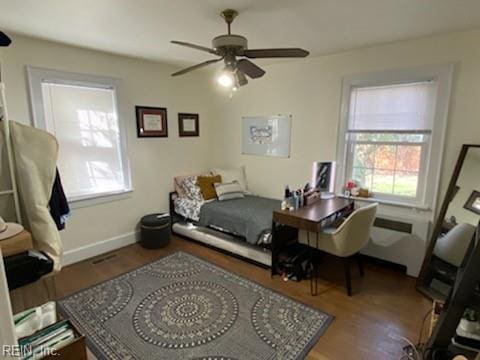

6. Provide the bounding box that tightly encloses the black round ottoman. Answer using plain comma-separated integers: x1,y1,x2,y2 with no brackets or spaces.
139,213,171,249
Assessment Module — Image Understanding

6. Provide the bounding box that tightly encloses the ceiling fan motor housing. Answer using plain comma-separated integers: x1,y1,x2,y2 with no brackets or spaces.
212,35,247,54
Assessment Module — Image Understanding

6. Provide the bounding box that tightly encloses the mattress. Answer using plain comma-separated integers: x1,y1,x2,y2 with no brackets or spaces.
198,195,281,245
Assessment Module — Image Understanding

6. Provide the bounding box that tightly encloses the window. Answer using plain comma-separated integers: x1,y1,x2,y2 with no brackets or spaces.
27,67,131,202
337,65,453,208
347,82,433,202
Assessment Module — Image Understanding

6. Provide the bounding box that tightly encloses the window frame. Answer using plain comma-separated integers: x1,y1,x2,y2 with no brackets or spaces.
346,132,430,204
336,64,454,210
27,66,132,205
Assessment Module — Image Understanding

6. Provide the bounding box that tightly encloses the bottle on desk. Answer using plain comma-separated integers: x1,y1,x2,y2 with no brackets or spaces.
281,185,290,210
292,192,299,210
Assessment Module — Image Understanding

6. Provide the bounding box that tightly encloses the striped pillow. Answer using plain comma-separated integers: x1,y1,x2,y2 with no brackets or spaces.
214,181,245,201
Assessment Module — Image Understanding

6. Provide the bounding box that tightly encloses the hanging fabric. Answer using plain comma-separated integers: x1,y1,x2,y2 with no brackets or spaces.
8,120,63,272
49,169,70,231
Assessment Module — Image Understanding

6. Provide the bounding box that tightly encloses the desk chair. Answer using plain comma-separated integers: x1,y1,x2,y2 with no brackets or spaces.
299,203,378,296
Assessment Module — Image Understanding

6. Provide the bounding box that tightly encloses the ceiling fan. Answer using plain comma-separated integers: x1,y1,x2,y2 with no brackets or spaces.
171,9,309,89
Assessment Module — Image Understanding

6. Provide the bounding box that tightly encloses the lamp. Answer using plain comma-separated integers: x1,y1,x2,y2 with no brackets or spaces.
234,70,248,87
217,69,234,88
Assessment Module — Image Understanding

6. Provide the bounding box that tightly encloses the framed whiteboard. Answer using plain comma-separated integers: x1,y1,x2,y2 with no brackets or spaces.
242,115,292,158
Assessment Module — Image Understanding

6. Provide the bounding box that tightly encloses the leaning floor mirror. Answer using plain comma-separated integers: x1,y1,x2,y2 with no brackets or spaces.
417,144,480,300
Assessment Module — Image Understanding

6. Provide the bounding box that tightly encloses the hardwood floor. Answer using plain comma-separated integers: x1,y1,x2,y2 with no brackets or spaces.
55,236,431,360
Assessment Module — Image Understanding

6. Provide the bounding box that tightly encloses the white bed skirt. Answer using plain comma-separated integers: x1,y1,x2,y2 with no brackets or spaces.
172,221,271,267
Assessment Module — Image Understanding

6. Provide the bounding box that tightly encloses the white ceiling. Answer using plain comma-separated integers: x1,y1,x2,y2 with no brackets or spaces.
1,0,480,68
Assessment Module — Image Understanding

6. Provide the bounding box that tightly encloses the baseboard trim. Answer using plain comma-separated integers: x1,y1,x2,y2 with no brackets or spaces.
62,231,138,266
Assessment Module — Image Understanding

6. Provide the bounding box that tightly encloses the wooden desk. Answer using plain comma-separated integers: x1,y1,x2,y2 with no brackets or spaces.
271,197,354,279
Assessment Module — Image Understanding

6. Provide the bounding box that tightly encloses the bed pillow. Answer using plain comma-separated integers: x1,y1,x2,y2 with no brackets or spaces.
214,181,245,201
174,173,210,197
197,175,222,200
174,175,189,197
211,166,248,193
182,176,203,201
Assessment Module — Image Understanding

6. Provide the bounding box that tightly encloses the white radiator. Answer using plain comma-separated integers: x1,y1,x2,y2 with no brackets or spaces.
362,214,431,277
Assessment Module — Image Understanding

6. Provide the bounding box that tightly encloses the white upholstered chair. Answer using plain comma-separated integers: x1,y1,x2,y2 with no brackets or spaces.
299,203,378,296
433,223,476,267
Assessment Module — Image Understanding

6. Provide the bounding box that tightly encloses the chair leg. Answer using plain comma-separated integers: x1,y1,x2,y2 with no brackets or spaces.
310,261,318,296
310,266,315,296
344,256,352,296
357,253,364,277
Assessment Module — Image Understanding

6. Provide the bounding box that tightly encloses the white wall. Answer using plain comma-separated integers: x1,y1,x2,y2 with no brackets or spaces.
2,28,480,265
210,29,480,221
0,34,214,263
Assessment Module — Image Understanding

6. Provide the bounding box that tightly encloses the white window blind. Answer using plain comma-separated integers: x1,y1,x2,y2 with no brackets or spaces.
348,81,436,132
41,82,130,201
344,81,438,203
337,65,453,209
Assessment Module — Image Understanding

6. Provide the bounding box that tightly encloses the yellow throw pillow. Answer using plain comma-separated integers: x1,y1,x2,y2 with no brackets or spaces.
197,175,222,200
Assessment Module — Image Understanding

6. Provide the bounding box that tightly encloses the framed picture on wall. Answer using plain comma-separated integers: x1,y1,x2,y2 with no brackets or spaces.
136,106,168,137
241,115,292,158
178,113,199,137
464,190,480,215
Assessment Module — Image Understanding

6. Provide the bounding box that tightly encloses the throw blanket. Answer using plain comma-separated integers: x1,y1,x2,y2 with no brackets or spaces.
174,196,203,222
198,195,280,245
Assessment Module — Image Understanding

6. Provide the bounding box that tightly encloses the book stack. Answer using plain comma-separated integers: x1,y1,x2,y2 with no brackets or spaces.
19,320,76,360
14,301,56,339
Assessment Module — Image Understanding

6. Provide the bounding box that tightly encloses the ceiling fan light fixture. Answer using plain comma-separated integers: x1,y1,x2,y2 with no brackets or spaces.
217,69,235,88
234,70,248,87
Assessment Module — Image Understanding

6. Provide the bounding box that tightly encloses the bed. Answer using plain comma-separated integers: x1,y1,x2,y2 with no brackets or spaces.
169,191,281,266
199,195,280,245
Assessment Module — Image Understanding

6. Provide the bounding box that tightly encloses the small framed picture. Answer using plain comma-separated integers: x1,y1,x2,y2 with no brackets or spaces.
464,190,480,215
178,113,199,137
136,106,168,137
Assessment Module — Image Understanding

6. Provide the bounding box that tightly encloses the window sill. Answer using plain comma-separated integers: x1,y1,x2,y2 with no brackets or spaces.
342,195,431,211
69,189,134,210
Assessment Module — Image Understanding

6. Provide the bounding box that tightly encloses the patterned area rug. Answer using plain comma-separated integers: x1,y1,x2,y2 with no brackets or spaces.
58,252,332,360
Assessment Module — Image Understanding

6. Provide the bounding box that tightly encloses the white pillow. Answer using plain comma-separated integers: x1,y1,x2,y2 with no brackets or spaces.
211,166,248,193
214,181,245,201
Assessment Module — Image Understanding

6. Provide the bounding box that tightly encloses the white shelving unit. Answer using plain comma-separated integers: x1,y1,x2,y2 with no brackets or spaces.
1,80,22,223
0,70,21,352
0,249,17,353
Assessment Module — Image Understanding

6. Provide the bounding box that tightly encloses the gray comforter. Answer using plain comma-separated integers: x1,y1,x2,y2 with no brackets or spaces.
198,195,281,245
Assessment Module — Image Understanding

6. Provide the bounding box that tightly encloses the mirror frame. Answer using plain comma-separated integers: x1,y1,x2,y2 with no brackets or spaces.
417,144,480,299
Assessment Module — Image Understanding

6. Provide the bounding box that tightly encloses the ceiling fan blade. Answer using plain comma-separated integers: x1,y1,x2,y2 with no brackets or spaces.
237,59,265,79
171,40,217,55
243,48,309,58
171,58,222,76
0,31,11,47
235,70,248,86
